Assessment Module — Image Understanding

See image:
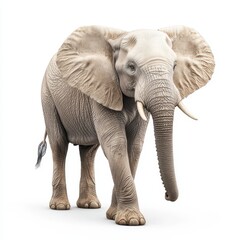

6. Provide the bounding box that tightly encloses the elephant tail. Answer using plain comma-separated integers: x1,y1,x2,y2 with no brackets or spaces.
35,131,48,168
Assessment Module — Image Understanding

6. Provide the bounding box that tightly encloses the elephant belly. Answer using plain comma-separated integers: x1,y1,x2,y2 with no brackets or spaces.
50,85,98,146
57,94,98,146
58,104,98,146
66,124,98,146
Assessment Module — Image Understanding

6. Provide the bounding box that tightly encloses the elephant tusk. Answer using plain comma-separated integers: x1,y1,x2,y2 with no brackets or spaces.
137,101,148,121
177,101,198,120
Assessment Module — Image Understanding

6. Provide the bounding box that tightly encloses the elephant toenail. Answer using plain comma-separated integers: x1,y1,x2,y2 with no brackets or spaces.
89,202,99,208
56,203,66,210
118,219,127,225
139,218,146,225
129,219,139,225
50,204,56,209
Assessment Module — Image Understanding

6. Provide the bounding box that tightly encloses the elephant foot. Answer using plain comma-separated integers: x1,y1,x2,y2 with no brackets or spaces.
115,207,146,226
49,197,71,210
106,206,117,220
76,194,101,209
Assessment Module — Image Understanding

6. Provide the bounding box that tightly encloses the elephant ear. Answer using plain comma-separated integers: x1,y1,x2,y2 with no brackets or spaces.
56,26,126,111
161,26,215,98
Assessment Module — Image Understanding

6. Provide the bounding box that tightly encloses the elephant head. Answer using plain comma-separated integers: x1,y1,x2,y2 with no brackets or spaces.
56,25,215,201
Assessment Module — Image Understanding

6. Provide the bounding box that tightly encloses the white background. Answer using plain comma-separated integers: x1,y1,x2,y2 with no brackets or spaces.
1,0,240,239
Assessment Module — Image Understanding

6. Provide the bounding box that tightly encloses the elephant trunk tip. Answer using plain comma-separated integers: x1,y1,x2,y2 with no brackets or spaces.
165,191,178,202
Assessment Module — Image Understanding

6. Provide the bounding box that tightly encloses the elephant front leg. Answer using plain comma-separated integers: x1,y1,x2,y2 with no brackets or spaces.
107,116,148,221
93,104,145,225
106,186,117,220
104,141,146,225
106,141,143,221
77,144,101,208
127,115,148,178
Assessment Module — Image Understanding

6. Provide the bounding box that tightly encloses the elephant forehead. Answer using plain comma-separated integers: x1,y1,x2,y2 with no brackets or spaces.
126,30,167,46
124,30,176,62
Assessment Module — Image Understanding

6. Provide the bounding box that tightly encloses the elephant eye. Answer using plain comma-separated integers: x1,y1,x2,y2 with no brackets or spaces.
173,61,177,70
127,62,136,74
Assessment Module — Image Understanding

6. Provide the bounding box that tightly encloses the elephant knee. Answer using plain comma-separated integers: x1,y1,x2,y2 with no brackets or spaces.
110,141,128,160
129,143,143,159
101,137,128,164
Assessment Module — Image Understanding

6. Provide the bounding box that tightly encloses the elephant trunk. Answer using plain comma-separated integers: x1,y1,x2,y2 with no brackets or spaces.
150,100,178,201
136,69,179,201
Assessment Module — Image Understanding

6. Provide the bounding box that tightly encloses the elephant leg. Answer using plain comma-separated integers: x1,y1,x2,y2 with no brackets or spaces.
93,105,145,225
46,115,70,210
49,140,70,210
42,81,70,210
106,186,118,220
106,116,148,220
77,144,101,208
104,139,145,225
127,115,149,178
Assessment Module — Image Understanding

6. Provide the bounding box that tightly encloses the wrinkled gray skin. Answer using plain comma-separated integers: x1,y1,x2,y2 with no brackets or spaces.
39,26,214,225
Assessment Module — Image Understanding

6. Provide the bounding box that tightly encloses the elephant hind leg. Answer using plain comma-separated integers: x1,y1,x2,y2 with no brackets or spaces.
49,141,70,210
47,118,70,210
77,144,101,208
42,81,70,210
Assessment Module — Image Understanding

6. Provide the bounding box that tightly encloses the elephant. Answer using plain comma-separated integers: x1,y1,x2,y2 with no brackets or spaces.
36,25,215,225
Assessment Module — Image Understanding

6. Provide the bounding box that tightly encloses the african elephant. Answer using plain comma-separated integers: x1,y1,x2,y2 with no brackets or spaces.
36,25,215,225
